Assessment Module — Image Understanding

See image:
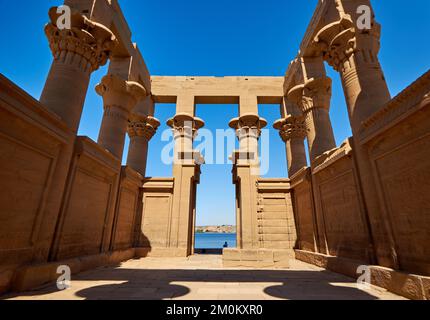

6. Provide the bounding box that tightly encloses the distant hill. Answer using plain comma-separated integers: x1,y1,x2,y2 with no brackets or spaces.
196,225,236,234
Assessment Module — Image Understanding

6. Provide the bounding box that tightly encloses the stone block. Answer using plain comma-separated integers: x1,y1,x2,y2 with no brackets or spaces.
222,249,241,261
12,263,58,292
79,254,109,272
108,248,135,265
421,277,430,300
370,266,425,300
0,268,14,295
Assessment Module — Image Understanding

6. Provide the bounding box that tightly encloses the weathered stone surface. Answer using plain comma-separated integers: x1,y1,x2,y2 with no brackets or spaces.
0,0,429,301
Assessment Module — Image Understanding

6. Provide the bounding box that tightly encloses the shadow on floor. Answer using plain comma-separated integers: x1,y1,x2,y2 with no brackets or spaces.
4,266,381,300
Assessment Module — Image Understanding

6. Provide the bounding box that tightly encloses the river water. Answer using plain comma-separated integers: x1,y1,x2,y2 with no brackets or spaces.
194,233,237,249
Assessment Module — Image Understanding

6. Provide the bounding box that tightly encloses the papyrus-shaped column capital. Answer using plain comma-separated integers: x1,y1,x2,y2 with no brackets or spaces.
40,7,118,132
96,74,147,112
274,115,308,177
127,114,161,141
274,115,308,142
313,16,382,73
45,6,117,73
167,113,205,164
229,113,268,141
96,74,147,159
167,113,205,140
126,112,161,176
288,77,332,114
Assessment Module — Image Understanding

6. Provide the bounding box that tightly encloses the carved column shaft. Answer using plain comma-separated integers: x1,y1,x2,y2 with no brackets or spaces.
40,7,116,132
96,74,147,159
274,115,308,177
316,18,390,134
126,96,159,176
288,77,336,163
304,108,336,161
314,17,397,268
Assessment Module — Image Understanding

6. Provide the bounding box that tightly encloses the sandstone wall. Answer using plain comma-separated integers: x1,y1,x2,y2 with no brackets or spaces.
290,168,316,252
0,76,145,293
311,139,372,262
0,75,73,292
111,167,143,251
256,179,297,250
360,71,430,275
136,178,178,256
292,71,430,277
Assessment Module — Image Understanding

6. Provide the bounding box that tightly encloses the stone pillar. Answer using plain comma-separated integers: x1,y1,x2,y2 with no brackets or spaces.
274,115,308,177
230,114,267,249
126,114,160,176
96,74,147,159
33,7,116,262
288,77,336,163
314,15,397,268
40,7,116,132
167,113,205,256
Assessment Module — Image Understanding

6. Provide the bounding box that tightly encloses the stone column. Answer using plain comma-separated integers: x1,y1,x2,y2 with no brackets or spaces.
229,114,267,249
33,7,116,262
96,74,147,159
288,77,336,163
126,114,160,176
274,115,308,177
315,18,390,132
314,16,397,268
40,7,116,132
167,113,205,256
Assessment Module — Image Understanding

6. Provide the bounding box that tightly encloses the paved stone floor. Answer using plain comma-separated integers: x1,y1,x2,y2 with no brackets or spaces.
3,255,406,300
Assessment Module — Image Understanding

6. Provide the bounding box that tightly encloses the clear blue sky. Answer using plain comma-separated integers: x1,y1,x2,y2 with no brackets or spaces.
1,0,429,226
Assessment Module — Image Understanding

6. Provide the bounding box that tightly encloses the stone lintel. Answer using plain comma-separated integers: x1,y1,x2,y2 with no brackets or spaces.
151,76,284,104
